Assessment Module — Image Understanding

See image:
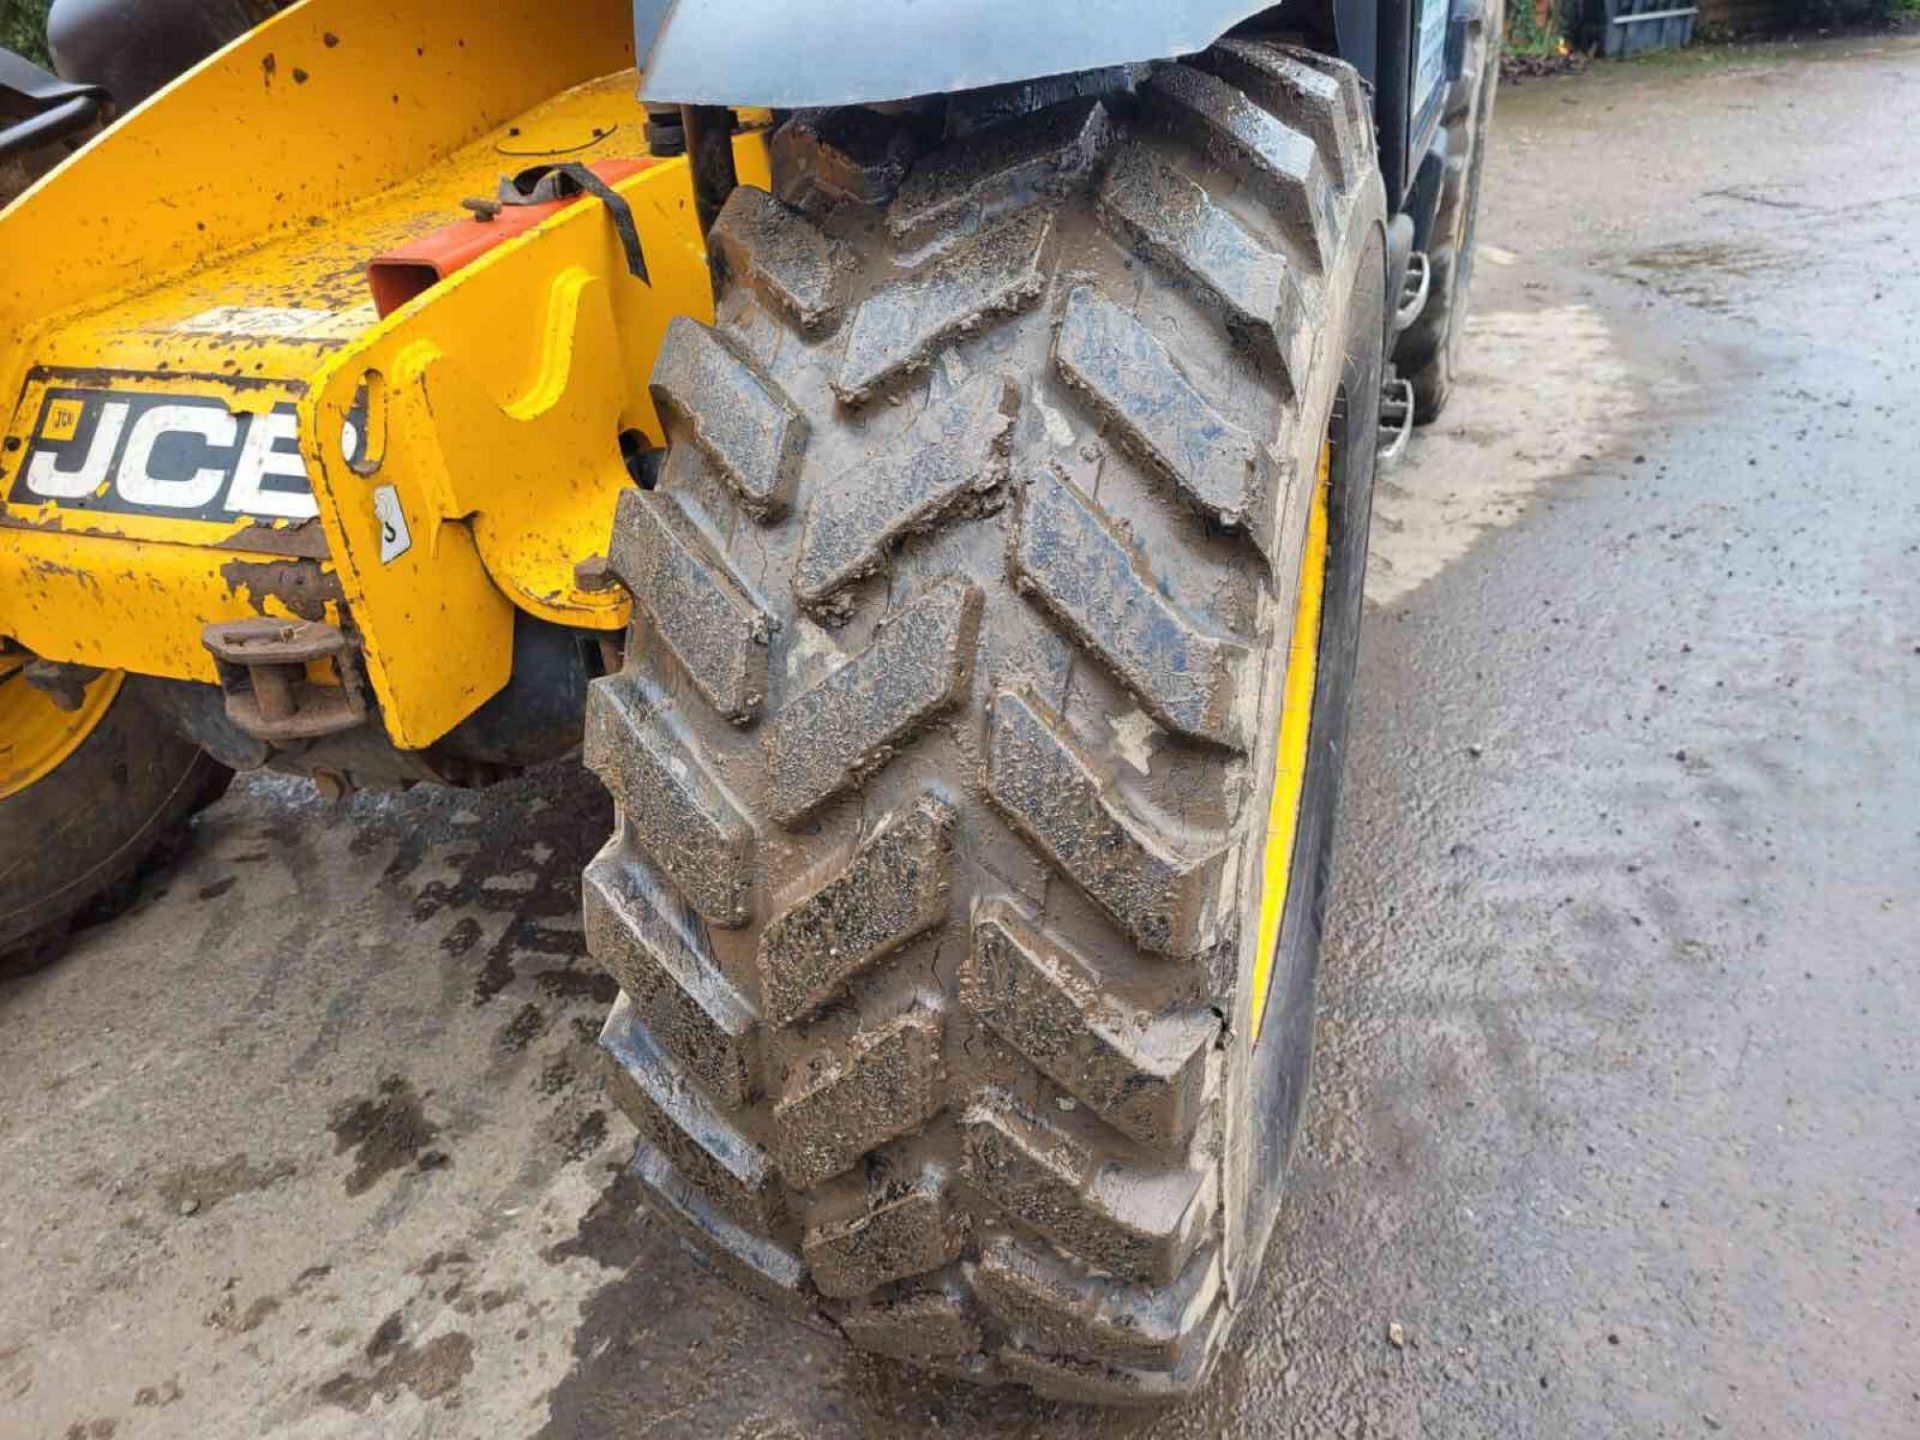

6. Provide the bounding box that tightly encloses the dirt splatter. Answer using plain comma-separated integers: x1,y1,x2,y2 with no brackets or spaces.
414,1250,472,1278
306,761,607,1004
196,877,238,901
534,1166,853,1440
206,1284,283,1337
365,1311,405,1360
63,1421,116,1440
290,1263,332,1293
316,1322,474,1412
132,1379,182,1408
154,1154,296,1216
448,1283,523,1318
534,967,618,1004
498,1002,548,1053
0,1344,29,1402
561,1110,608,1164
440,917,481,956
412,1244,468,1282
542,1165,648,1269
327,1077,440,1196
537,1055,575,1096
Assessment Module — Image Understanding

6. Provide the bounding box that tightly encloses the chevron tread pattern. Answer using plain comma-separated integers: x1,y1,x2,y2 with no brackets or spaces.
581,48,1378,1405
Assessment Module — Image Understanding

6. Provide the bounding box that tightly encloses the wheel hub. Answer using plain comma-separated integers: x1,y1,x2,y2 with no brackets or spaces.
0,658,123,801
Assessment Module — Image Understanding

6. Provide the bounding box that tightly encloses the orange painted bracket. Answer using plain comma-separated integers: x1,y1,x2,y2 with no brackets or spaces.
366,158,656,317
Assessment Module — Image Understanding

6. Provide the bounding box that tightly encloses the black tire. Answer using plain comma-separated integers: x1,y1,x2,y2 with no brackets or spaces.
0,676,229,959
1395,0,1504,422
583,45,1385,1404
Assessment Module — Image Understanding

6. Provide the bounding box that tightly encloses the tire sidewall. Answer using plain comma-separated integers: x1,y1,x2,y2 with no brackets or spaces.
1408,0,1505,417
1224,181,1390,1297
0,684,223,955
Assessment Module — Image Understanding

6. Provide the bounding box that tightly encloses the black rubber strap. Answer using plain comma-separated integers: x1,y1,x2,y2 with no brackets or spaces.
498,162,650,285
0,47,102,106
0,46,108,161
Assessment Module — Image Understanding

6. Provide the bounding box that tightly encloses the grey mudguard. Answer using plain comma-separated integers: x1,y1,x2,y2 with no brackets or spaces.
633,0,1276,106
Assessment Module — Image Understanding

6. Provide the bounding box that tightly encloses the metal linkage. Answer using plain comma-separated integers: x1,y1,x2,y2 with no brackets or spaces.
1377,374,1417,467
1396,251,1432,335
202,619,367,743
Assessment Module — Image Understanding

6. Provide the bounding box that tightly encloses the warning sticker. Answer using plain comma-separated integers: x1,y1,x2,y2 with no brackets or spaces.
373,484,412,564
170,303,379,343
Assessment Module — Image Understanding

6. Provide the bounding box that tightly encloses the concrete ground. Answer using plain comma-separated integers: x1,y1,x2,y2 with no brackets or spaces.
4,33,1918,1439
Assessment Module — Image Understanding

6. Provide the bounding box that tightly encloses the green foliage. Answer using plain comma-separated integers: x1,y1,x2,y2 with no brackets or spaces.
2,0,54,67
1507,0,1569,56
1756,0,1920,26
1788,0,1878,20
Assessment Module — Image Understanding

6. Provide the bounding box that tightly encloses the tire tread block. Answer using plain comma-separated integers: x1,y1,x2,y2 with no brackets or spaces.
1200,41,1366,189
890,98,1113,243
584,841,757,1106
1145,63,1336,271
767,577,983,823
771,107,916,210
960,1090,1213,1286
584,676,753,927
601,996,779,1228
1053,284,1275,544
802,1163,962,1298
974,1234,1222,1370
711,185,852,334
1264,44,1374,147
1098,142,1303,377
836,208,1052,403
1011,465,1249,751
840,1285,984,1360
793,372,1016,610
628,1140,808,1303
983,688,1226,958
650,315,807,521
964,899,1216,1150
995,1327,1218,1405
609,488,775,723
774,1008,946,1189
757,795,956,1026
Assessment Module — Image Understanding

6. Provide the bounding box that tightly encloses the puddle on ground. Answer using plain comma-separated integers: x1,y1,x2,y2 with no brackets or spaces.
1609,238,1787,312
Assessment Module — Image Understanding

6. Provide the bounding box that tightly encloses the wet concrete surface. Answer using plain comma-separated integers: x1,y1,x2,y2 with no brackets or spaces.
4,34,1918,1439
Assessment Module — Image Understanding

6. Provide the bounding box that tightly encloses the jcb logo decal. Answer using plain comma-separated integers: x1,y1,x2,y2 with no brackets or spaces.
9,389,318,523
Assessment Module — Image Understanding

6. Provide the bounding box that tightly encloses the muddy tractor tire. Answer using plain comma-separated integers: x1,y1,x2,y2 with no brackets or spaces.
0,671,229,959
583,46,1386,1403
1395,0,1504,422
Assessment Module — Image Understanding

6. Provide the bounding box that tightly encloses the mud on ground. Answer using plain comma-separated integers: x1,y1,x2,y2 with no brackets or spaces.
2,32,1917,1439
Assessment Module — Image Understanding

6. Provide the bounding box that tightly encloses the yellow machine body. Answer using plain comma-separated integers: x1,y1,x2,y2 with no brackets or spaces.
0,0,768,748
